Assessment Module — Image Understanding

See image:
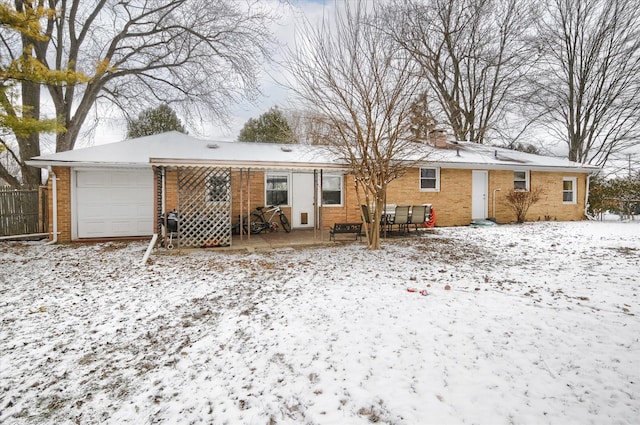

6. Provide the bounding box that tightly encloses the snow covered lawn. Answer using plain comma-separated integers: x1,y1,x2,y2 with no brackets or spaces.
1,221,639,425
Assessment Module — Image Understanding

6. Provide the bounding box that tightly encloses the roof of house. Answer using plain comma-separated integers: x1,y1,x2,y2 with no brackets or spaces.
429,141,600,172
27,132,343,170
27,131,599,173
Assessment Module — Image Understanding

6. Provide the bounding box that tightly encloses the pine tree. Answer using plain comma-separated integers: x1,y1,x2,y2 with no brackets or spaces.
126,104,186,139
237,106,296,143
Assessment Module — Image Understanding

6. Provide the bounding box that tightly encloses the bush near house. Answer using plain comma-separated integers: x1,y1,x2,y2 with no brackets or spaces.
588,174,640,219
504,187,544,223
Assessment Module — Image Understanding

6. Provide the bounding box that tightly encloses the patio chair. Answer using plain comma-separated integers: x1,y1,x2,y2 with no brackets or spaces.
392,205,410,234
410,205,427,232
362,204,386,236
361,204,371,225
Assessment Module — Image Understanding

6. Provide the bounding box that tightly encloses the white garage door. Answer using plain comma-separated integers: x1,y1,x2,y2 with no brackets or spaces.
76,169,154,238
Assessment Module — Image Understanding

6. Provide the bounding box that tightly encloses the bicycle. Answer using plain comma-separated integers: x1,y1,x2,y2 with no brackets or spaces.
242,205,291,234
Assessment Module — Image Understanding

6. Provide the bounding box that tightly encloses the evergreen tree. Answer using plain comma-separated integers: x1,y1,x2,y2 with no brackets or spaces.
126,104,186,139
237,106,296,143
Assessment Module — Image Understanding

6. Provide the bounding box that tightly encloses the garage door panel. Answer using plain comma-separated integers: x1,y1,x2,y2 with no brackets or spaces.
76,169,153,238
135,219,153,232
77,171,108,187
78,221,107,237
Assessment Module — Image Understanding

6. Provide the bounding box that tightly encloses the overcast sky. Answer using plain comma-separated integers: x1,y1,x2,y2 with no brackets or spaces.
201,0,331,142
82,0,332,147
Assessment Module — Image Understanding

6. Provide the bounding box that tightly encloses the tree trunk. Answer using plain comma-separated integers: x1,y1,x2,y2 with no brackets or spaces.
18,46,42,186
369,196,385,250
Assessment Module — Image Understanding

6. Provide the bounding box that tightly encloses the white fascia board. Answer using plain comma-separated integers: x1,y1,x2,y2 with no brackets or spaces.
149,158,347,171
26,160,151,169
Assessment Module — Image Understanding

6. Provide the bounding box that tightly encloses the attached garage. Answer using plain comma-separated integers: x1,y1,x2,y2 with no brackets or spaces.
74,168,154,239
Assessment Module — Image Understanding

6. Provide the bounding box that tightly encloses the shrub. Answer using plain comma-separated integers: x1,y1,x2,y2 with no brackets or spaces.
504,187,544,223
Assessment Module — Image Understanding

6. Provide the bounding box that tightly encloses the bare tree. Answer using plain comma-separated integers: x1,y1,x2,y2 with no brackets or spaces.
283,109,335,145
530,0,640,166
392,0,533,144
1,0,275,186
285,1,425,249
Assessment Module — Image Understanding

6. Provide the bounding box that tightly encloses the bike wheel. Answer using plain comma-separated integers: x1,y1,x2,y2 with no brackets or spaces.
279,212,291,233
249,213,266,234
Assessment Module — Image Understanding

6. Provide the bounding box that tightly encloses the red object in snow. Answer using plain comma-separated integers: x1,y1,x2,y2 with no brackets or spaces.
425,206,436,228
407,288,418,293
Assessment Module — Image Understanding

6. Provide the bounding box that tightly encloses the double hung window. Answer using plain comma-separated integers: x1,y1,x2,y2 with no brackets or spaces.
266,174,289,206
322,175,343,205
420,167,440,191
563,177,577,204
514,171,529,191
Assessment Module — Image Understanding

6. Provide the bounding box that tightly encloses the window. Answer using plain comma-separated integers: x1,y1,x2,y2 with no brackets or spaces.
206,175,229,202
420,167,440,191
514,170,529,191
563,177,577,204
266,173,289,206
322,175,343,205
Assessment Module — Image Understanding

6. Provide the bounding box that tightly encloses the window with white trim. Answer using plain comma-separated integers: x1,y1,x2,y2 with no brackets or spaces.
514,170,529,191
563,177,577,204
266,173,289,206
420,167,440,191
322,174,343,205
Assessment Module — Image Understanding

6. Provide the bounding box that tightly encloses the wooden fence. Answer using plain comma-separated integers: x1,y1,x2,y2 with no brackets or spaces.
0,186,48,237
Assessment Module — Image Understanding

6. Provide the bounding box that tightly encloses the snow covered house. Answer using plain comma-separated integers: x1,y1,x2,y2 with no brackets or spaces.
27,131,599,246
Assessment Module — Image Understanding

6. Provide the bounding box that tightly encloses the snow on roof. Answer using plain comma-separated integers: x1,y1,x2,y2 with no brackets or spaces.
422,141,599,172
27,131,599,173
27,131,343,170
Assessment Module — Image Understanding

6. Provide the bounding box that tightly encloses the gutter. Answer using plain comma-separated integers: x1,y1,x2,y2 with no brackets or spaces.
26,160,149,169
425,161,600,174
47,166,58,244
149,158,347,171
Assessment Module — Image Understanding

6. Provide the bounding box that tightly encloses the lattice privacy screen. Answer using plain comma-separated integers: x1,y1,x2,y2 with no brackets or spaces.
177,167,232,248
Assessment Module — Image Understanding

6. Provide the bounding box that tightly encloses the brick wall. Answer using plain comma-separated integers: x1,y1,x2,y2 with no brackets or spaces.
384,168,588,226
48,166,72,242
320,174,361,229
50,165,590,243
230,170,268,221
385,168,473,226
488,170,587,222
523,171,587,222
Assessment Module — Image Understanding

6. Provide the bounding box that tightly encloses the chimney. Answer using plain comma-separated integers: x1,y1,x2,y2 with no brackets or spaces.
428,128,449,148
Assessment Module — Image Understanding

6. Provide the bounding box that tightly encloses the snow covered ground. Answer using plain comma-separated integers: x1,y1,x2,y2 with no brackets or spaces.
1,221,638,425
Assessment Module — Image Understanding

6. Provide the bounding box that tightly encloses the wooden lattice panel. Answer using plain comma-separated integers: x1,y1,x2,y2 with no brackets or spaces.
177,167,231,248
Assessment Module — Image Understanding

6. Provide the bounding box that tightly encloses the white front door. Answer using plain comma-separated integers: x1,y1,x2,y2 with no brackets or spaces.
292,173,315,228
472,170,488,220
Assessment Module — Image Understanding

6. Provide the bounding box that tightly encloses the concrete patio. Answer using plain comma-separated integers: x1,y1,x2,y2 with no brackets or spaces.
155,226,433,254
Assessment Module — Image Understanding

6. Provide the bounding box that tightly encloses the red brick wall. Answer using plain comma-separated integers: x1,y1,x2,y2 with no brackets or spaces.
48,167,72,242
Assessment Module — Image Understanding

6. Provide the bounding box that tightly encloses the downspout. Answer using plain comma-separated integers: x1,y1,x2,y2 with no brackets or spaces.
144,167,162,264
47,166,58,244
584,173,594,220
